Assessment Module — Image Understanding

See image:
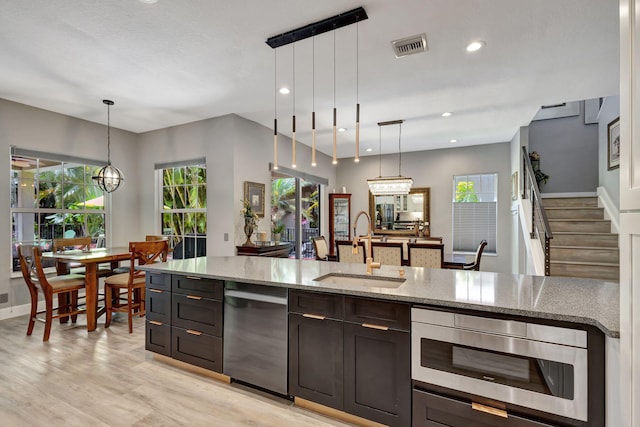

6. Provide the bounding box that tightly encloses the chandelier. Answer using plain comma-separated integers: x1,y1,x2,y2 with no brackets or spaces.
367,120,413,195
92,99,124,193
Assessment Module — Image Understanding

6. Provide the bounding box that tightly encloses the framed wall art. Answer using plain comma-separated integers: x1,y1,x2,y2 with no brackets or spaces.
244,181,265,217
608,117,620,171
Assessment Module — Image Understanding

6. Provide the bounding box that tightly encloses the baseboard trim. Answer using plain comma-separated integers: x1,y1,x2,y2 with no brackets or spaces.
151,353,231,384
0,301,45,321
294,397,387,427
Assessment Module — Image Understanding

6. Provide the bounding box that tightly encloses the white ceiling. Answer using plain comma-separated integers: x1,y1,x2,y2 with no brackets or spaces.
0,0,620,158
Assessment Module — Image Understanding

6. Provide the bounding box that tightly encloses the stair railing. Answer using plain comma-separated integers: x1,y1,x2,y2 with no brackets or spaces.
522,146,553,275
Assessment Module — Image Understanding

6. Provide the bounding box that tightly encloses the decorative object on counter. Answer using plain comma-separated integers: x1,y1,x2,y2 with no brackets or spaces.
607,116,620,170
241,199,260,246
528,151,549,186
265,8,368,168
92,99,124,193
367,120,413,195
272,222,285,242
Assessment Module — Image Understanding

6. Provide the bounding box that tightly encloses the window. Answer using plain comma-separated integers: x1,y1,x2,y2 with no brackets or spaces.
11,150,107,271
158,160,206,259
452,173,497,254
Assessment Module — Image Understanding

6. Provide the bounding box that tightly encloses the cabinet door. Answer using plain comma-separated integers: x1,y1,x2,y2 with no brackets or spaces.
343,322,411,427
412,389,557,427
172,293,223,337
328,193,351,256
146,288,171,324
171,326,223,372
145,320,171,356
288,313,343,410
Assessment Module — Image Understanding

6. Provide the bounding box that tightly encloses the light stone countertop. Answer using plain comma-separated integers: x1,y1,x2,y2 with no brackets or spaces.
139,256,620,337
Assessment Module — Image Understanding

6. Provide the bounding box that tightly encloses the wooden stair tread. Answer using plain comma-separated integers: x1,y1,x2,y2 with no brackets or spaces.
550,245,618,250
545,206,602,210
550,260,619,267
549,219,610,222
552,231,618,236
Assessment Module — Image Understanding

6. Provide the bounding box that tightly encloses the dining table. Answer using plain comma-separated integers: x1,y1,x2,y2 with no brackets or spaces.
43,247,131,332
443,253,468,269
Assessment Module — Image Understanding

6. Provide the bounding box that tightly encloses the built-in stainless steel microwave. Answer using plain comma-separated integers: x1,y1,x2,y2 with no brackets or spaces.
411,308,588,422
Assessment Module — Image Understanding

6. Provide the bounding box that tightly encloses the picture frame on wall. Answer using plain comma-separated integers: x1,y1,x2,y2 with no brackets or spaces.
608,117,620,170
244,181,265,217
511,171,519,201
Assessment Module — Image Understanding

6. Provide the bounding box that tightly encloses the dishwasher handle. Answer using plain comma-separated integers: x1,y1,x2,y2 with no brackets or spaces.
224,289,287,306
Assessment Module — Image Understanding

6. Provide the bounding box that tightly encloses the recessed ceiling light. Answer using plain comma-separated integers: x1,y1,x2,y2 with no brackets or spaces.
366,148,373,152
279,87,290,94
139,0,158,4
338,128,347,132
442,112,452,117
450,139,457,143
466,40,486,52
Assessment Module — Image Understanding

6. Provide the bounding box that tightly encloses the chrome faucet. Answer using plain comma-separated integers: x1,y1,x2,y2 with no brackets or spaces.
352,211,381,275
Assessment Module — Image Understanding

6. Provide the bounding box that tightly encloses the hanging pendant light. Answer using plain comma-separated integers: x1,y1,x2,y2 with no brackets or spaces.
367,120,413,195
332,27,338,165
311,34,317,167
273,49,279,170
291,42,297,168
93,99,124,193
354,19,360,163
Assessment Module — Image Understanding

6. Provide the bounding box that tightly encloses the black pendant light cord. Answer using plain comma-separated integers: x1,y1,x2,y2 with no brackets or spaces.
378,125,382,178
398,122,402,176
103,99,114,165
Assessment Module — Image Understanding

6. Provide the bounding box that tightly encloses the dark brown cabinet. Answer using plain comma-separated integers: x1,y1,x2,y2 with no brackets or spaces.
328,193,351,257
145,273,224,373
288,290,411,427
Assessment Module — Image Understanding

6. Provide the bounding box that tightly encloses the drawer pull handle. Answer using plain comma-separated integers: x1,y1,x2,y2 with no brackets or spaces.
149,289,163,293
471,402,508,418
362,323,389,331
186,329,202,336
149,320,163,326
303,313,326,320
185,276,201,280
186,295,202,300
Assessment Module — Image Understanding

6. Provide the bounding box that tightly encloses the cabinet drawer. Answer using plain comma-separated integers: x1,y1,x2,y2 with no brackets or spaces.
145,320,171,356
145,288,171,323
172,293,222,336
412,390,556,427
289,290,343,319
146,272,171,291
172,326,222,372
344,296,410,331
172,275,223,300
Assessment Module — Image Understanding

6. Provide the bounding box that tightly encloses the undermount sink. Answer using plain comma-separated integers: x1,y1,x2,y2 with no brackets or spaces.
314,272,406,288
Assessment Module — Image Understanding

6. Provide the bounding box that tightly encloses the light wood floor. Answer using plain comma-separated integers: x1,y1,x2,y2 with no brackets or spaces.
0,313,353,427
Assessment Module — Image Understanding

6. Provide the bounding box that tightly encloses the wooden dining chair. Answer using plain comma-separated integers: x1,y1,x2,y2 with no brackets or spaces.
371,241,404,266
462,240,488,271
336,240,366,263
18,244,86,342
407,242,445,268
104,240,169,333
312,236,329,260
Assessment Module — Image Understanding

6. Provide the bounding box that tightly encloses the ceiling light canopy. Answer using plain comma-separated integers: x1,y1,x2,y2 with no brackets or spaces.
367,120,413,195
466,40,486,52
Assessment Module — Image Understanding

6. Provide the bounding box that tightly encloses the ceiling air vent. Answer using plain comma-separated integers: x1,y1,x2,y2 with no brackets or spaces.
392,33,428,58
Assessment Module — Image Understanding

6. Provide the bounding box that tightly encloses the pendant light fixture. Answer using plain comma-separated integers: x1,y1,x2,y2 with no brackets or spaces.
354,19,360,163
332,26,338,165
273,49,279,170
93,100,124,193
311,34,317,167
367,120,413,195
291,42,297,168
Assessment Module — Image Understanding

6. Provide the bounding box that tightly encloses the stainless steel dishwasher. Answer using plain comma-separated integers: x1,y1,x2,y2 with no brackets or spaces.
223,281,288,395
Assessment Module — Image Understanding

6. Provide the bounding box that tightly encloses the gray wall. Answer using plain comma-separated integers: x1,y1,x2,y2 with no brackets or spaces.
335,142,513,273
598,96,620,208
529,101,599,193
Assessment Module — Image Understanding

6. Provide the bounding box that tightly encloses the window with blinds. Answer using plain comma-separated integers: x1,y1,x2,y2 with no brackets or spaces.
452,173,497,254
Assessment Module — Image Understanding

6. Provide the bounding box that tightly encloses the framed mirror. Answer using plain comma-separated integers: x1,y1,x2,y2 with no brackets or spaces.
369,187,431,236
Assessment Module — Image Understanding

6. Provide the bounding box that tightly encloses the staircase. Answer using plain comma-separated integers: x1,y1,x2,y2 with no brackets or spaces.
544,196,619,281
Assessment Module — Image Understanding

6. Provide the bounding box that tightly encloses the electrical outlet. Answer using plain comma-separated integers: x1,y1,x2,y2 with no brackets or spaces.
0,293,8,304
224,233,229,242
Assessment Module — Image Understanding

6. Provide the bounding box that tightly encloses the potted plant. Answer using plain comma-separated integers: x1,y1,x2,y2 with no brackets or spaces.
529,151,549,187
273,223,285,242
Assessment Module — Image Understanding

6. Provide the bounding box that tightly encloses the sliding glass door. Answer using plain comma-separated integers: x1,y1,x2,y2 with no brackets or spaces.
271,173,320,259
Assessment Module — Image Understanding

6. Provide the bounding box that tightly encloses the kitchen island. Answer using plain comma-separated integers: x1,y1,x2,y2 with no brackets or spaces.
140,256,619,427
